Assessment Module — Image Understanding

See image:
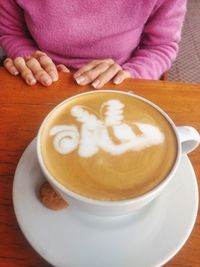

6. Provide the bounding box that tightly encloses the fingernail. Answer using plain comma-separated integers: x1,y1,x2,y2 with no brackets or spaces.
27,77,36,85
92,80,100,88
50,72,58,82
11,67,19,75
75,76,85,85
62,69,70,73
113,77,122,85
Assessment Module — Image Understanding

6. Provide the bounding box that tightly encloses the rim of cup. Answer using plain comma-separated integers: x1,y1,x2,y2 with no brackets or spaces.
37,90,181,206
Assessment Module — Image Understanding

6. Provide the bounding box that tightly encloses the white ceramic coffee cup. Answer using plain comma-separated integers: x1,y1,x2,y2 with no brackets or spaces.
37,90,200,216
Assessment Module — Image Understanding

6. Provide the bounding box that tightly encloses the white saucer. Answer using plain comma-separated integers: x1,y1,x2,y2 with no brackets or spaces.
13,139,199,267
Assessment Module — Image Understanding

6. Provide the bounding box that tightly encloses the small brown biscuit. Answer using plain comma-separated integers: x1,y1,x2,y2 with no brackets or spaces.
39,182,68,210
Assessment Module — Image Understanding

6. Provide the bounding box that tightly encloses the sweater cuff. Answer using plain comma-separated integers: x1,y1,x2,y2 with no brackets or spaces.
1,37,38,58
122,62,161,80
6,46,37,58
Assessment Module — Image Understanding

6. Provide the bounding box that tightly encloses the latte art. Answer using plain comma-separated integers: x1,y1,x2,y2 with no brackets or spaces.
40,92,177,200
49,125,80,154
50,99,165,157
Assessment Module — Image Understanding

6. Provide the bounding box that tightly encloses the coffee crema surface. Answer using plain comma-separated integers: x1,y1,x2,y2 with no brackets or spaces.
40,92,177,200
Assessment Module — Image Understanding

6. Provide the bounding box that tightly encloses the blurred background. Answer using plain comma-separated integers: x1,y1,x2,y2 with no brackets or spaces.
168,0,200,83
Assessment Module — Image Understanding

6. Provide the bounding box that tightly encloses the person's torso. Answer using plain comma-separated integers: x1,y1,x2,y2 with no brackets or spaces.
16,0,159,68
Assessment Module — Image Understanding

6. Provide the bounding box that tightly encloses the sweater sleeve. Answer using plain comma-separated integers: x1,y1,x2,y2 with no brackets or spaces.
0,0,38,58
122,0,187,80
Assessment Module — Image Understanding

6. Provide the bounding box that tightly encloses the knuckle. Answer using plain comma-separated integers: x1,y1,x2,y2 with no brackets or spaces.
99,63,109,73
106,58,114,64
21,69,32,78
85,72,94,82
4,57,11,63
45,66,55,73
90,60,99,65
26,57,36,66
3,58,11,66
34,50,41,55
14,56,23,64
57,64,64,68
26,58,41,71
57,64,68,71
113,63,122,71
34,50,46,56
40,55,53,66
35,69,46,78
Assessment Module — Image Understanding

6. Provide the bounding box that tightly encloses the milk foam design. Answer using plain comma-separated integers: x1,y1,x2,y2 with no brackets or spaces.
49,99,165,157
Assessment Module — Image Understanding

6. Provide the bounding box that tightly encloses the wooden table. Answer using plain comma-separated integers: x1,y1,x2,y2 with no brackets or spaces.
0,67,199,267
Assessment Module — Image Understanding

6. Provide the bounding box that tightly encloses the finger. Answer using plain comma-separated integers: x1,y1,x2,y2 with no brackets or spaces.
113,70,131,85
32,50,58,82
74,59,115,81
92,63,122,89
74,59,115,85
32,50,47,58
74,60,108,85
26,57,52,86
13,57,37,85
37,54,58,82
75,62,111,86
3,58,19,75
57,64,70,73
74,60,100,79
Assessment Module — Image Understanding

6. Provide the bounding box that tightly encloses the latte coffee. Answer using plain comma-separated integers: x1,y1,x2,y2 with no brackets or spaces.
39,91,177,201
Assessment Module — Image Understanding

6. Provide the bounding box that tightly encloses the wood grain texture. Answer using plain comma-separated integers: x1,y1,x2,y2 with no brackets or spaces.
0,67,200,267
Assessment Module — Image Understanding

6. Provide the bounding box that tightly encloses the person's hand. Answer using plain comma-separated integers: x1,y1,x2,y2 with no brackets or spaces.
4,50,70,86
73,59,131,89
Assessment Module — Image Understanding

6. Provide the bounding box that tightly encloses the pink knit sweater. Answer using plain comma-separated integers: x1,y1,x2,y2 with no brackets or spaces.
0,0,186,79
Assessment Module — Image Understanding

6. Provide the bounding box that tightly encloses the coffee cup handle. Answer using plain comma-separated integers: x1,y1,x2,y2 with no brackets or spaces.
176,126,200,154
